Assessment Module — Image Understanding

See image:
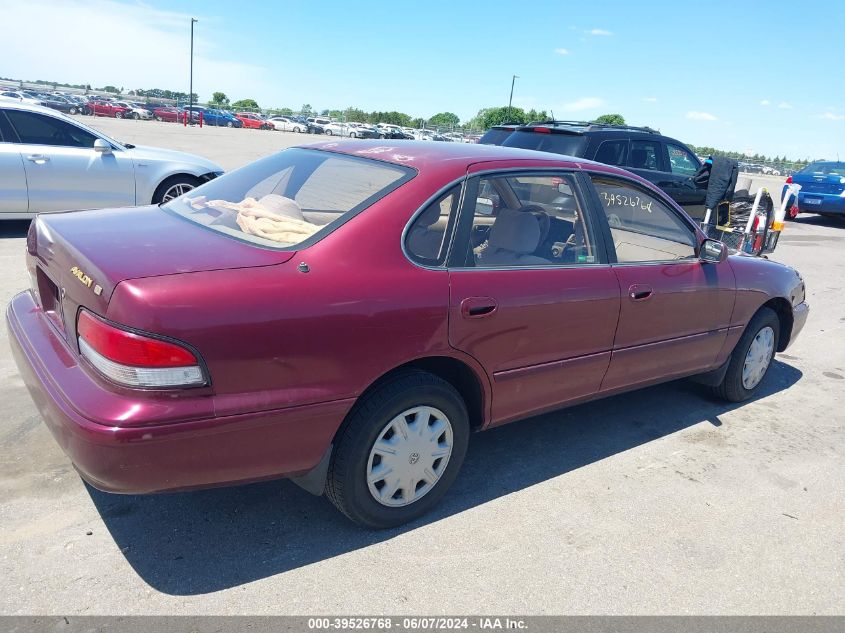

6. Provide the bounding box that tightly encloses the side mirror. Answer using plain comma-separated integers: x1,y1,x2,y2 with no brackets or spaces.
93,139,112,154
699,238,727,263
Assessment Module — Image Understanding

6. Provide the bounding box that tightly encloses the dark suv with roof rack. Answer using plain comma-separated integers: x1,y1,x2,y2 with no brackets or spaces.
481,121,707,219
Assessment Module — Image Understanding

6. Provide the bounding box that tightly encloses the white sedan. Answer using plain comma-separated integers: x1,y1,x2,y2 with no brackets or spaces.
267,116,305,133
1,91,44,106
0,102,223,218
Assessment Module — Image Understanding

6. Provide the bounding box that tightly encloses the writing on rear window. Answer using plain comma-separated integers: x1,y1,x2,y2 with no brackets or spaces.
599,191,654,213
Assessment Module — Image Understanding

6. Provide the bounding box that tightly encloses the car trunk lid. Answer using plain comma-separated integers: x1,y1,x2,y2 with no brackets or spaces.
796,167,845,195
28,205,294,340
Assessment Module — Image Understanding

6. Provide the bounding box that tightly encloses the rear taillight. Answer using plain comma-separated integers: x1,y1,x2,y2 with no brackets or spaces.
77,310,205,388
785,176,793,184
533,127,551,134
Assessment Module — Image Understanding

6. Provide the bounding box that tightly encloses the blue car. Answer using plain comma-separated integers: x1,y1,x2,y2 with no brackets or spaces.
184,106,243,128
782,161,845,219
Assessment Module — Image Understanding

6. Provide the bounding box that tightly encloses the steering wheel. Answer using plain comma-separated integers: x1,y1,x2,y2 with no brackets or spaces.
607,213,623,228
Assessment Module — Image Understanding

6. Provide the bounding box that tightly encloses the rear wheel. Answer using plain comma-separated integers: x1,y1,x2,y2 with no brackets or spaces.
712,307,779,402
325,129,333,136
152,175,202,204
69,107,78,115
132,112,140,120
325,370,469,528
154,115,163,121
115,111,123,119
294,126,302,133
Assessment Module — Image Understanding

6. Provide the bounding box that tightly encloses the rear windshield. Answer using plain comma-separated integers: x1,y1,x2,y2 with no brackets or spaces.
478,127,516,145
502,130,588,157
163,148,415,249
800,162,845,176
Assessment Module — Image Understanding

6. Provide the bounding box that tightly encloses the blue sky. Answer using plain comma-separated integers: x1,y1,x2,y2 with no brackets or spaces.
2,0,843,159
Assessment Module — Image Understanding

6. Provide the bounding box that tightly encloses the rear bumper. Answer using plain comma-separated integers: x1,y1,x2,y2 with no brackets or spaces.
798,193,845,214
7,290,352,494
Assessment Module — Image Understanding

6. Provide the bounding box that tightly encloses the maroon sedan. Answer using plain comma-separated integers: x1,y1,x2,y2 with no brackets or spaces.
7,141,808,528
90,100,130,118
153,106,184,123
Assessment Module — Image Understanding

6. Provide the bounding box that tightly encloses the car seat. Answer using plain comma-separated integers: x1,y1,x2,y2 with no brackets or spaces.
476,209,550,267
407,204,445,260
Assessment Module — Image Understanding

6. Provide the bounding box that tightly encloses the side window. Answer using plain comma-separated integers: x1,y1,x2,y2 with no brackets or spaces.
459,173,599,268
4,110,97,148
593,139,628,166
628,140,661,171
592,176,696,263
405,186,460,265
0,112,17,142
666,143,700,176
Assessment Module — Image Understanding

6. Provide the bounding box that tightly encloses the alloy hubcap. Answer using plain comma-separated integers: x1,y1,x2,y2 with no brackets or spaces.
161,183,195,202
366,406,453,508
742,326,775,389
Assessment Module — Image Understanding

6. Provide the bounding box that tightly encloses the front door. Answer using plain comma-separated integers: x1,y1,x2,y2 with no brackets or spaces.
586,174,736,392
446,171,621,426
3,108,136,213
0,115,28,214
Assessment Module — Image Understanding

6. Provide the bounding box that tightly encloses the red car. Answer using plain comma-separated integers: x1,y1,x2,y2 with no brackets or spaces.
235,111,271,129
8,141,808,528
153,106,184,123
90,100,130,118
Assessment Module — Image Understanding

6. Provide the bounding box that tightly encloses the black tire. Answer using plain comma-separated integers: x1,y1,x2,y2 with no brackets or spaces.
712,307,780,402
132,112,139,120
154,115,162,121
294,127,301,133
325,370,470,529
69,107,78,115
325,129,333,136
151,174,202,204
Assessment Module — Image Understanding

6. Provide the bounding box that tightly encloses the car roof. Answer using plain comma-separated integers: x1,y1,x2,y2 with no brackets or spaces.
0,100,72,117
303,138,612,171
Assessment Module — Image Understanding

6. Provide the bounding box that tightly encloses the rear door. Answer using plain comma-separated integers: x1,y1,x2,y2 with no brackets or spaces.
445,169,620,426
3,108,136,213
585,173,736,391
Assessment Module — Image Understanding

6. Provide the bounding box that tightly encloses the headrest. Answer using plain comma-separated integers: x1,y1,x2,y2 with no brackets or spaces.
630,148,647,167
258,194,305,221
488,209,541,254
417,203,442,227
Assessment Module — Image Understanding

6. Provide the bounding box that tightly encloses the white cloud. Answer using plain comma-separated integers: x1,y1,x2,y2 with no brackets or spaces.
778,102,793,109
642,97,658,103
0,0,270,104
554,48,570,55
587,29,613,36
686,111,717,121
821,112,845,121
760,99,770,106
561,97,605,112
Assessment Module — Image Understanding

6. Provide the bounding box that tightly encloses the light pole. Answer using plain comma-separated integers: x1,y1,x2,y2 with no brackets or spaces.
189,18,198,121
507,74,519,122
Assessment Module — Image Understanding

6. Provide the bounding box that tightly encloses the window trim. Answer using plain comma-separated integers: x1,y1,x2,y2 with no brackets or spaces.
446,168,610,271
1,106,123,151
583,170,705,266
593,138,630,167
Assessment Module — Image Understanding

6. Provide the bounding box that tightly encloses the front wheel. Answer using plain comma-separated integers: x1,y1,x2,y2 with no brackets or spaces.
325,371,469,528
69,107,78,115
293,127,302,133
325,129,333,136
115,111,123,119
132,112,139,120
152,174,202,204
712,307,779,402
155,115,162,121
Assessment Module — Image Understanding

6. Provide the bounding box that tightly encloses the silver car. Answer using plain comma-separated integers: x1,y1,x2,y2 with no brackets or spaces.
0,102,223,219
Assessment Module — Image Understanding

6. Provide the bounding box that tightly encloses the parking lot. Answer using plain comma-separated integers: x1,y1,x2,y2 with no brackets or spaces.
0,117,842,615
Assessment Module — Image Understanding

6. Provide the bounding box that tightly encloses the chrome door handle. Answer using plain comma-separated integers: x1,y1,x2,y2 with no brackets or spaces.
628,284,654,301
26,154,50,164
460,297,498,319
